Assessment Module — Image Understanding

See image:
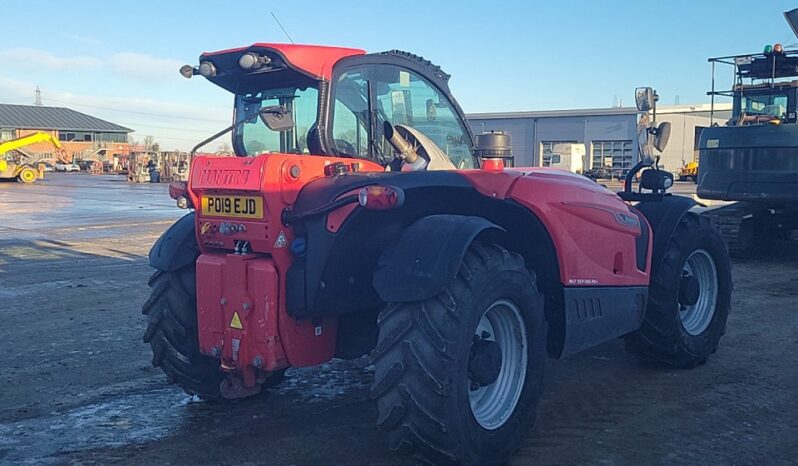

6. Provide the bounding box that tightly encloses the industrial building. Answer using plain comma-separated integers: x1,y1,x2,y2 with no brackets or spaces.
0,104,133,162
468,103,732,176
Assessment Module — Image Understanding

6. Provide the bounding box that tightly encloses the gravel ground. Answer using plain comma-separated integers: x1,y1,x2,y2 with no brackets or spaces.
0,174,795,465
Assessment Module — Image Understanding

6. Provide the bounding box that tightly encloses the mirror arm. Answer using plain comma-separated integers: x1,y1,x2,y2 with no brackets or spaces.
190,115,257,158
190,123,237,158
623,160,646,193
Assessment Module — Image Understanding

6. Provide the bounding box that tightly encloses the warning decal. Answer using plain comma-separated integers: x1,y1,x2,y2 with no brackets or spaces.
274,230,287,248
229,311,243,329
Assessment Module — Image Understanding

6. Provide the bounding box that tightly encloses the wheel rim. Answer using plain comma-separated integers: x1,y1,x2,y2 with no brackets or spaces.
22,170,35,182
468,299,528,430
679,249,719,336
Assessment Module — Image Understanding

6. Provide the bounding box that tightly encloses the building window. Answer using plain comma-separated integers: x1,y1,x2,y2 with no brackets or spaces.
592,140,633,176
96,132,127,143
541,141,579,167
58,131,98,142
0,128,16,141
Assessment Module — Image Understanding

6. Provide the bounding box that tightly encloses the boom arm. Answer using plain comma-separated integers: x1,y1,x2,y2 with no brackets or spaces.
0,132,63,156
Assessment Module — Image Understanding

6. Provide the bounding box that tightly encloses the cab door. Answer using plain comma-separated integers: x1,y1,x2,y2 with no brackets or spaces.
329,57,476,169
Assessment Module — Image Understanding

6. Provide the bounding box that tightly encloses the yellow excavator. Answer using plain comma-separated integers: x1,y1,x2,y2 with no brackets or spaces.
0,132,65,183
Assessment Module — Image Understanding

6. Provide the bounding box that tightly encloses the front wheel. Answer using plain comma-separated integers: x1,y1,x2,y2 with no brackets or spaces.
372,242,546,465
17,167,38,183
626,213,732,367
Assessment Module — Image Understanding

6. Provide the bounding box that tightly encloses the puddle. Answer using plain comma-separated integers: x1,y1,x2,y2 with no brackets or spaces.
0,359,373,464
0,389,191,464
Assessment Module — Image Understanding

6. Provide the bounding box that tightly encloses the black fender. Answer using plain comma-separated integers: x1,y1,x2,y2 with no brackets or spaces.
148,212,199,272
635,195,698,272
373,214,504,303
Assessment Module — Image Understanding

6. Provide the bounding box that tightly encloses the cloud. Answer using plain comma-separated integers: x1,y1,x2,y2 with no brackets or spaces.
0,47,101,70
108,52,184,82
0,47,184,83
0,75,36,98
0,75,229,150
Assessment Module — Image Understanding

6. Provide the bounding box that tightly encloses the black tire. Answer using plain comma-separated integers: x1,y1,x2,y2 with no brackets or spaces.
142,266,224,399
626,213,732,367
372,242,546,465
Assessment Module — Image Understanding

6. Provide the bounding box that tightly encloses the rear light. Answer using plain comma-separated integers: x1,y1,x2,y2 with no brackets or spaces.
168,181,192,209
168,181,187,199
358,185,405,210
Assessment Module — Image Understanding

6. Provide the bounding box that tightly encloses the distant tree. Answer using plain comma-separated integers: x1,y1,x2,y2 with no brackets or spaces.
144,135,156,152
216,141,233,155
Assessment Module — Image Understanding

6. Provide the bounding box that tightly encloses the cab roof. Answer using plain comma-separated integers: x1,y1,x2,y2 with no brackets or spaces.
200,43,365,81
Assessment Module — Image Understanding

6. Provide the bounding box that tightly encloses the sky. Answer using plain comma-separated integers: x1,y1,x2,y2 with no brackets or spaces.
2,0,797,151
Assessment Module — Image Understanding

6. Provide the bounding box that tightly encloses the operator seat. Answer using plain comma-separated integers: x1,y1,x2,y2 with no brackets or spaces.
306,123,323,156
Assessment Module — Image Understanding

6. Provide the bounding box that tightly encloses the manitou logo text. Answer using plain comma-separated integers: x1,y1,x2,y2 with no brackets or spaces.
199,169,250,185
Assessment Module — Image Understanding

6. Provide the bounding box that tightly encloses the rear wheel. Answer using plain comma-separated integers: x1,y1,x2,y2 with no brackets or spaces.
17,167,37,183
372,242,546,465
142,266,225,399
626,213,732,367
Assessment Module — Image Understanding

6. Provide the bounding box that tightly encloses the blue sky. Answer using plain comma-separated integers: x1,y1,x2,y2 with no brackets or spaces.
2,0,797,150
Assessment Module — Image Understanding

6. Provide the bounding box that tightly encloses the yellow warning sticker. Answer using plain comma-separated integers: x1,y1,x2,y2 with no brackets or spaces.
229,312,243,329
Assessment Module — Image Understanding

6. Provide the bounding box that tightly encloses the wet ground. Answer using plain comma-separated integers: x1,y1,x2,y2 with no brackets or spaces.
1,174,796,465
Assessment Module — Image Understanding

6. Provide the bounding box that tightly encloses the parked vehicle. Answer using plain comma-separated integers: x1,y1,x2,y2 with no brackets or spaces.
55,163,80,172
144,44,732,465
0,132,63,183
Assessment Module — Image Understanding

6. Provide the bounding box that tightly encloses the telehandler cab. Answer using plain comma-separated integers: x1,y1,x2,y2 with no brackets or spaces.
144,44,732,464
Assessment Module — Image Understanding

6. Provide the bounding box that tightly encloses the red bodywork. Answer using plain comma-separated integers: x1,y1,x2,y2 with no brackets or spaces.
201,43,365,80
460,168,650,287
187,43,651,387
190,154,384,377
190,154,651,383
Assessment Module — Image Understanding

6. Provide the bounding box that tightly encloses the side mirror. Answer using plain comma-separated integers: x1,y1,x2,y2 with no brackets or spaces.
654,122,671,152
635,87,657,112
639,168,674,191
259,106,294,132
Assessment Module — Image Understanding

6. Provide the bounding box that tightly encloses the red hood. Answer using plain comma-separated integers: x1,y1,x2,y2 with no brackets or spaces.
201,43,365,80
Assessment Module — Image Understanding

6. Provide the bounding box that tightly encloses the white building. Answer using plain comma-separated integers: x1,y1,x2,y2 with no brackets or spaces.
468,103,733,176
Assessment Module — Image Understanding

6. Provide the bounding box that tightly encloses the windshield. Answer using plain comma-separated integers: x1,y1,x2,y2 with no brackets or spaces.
740,92,788,118
234,85,319,155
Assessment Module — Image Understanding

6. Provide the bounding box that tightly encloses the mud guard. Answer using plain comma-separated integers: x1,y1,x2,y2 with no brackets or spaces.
635,195,698,271
148,212,199,272
373,215,504,303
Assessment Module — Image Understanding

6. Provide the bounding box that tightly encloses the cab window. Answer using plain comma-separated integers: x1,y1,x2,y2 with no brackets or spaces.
330,64,474,168
237,86,318,155
331,71,369,157
372,66,473,168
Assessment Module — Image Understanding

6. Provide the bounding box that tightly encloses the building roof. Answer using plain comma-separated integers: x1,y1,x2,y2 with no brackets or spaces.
468,107,641,120
0,104,132,133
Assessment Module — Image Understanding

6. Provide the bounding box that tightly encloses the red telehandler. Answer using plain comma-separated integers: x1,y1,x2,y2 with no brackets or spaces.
144,44,732,464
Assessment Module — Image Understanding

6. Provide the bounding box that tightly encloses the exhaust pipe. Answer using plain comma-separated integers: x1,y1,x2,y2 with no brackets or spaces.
383,122,420,164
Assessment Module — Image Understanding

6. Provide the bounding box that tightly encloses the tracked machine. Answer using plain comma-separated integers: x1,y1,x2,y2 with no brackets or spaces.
144,44,732,464
698,11,798,255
